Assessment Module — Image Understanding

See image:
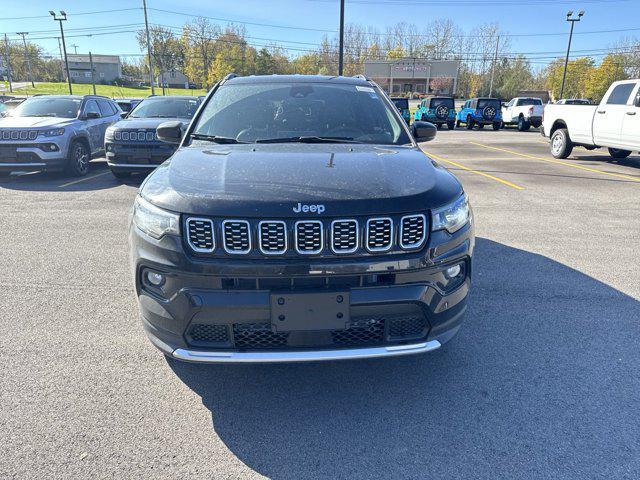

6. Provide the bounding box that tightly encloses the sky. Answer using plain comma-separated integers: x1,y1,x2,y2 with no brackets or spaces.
1,0,638,70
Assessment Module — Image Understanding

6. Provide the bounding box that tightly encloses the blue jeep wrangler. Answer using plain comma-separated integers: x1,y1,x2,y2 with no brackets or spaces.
414,97,456,130
456,98,502,130
390,97,411,125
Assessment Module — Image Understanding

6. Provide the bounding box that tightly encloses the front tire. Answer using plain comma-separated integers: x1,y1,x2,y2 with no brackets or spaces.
65,140,90,177
550,128,573,159
436,123,442,130
608,148,631,159
477,123,484,130
447,121,456,130
456,119,461,128
493,122,501,131
465,115,473,130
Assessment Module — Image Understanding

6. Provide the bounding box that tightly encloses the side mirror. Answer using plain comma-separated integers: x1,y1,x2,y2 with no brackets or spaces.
157,121,183,144
411,121,437,143
120,111,128,119
84,111,101,119
635,95,640,107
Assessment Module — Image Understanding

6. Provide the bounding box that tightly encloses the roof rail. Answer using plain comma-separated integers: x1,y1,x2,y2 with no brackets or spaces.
353,74,369,81
222,73,238,83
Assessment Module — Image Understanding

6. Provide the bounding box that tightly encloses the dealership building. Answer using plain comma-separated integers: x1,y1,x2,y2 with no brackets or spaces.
364,58,460,96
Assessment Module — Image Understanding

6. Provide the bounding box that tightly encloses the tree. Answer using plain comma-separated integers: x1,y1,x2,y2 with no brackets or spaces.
136,26,185,83
386,45,405,59
542,57,594,99
181,17,220,88
495,56,534,100
585,54,628,102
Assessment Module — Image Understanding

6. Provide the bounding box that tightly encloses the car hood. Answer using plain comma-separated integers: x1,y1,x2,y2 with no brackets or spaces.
0,116,77,128
112,117,189,130
141,143,463,217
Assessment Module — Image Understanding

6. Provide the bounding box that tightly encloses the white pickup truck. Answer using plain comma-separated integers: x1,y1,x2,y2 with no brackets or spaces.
542,79,640,159
501,97,544,131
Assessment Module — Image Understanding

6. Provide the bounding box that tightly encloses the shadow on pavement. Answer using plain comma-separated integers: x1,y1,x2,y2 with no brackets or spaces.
168,238,640,479
0,161,146,191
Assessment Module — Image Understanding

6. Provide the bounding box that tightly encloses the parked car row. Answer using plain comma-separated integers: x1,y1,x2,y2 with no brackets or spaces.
0,94,202,180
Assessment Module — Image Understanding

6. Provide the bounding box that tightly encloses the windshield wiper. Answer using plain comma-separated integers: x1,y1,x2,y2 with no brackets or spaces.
190,133,248,144
255,136,358,144
24,113,57,117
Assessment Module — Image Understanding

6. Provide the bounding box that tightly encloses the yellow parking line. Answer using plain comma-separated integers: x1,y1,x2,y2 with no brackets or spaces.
424,150,525,190
58,171,111,188
470,142,640,183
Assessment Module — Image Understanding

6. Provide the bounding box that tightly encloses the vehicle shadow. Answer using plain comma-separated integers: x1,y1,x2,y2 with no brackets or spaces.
572,153,640,170
0,160,146,191
167,238,640,479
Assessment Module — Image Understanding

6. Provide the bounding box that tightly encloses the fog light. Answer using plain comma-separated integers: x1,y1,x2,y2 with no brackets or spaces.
147,271,164,286
445,264,461,279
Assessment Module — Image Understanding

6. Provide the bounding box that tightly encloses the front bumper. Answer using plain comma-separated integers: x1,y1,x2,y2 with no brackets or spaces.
106,142,176,172
0,139,68,171
131,220,474,363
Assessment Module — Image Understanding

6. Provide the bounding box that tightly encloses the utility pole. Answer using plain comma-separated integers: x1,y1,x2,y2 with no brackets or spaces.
142,0,155,95
489,35,500,97
16,32,35,88
89,51,96,95
70,44,78,55
560,10,584,100
50,11,72,94
57,37,65,82
3,34,13,93
338,0,345,75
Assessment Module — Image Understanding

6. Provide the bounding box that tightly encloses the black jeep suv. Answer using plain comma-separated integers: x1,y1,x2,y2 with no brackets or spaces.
130,74,474,363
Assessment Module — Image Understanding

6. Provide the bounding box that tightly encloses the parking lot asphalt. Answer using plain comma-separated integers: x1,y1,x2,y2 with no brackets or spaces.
1,129,639,479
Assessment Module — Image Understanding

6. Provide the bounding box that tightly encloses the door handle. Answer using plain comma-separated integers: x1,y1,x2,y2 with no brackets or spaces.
597,110,606,114
626,111,637,115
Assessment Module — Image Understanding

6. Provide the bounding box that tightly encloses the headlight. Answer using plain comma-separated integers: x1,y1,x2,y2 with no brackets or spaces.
40,128,65,137
132,195,180,239
432,194,470,233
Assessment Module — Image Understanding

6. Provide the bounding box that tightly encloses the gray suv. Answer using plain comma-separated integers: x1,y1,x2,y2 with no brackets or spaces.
0,95,122,177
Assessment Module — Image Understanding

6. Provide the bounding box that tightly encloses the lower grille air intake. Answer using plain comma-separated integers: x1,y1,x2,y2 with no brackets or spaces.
186,217,215,252
223,220,251,254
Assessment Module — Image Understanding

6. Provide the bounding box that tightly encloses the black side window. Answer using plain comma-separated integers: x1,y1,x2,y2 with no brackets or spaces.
607,83,636,105
84,100,101,117
97,99,114,116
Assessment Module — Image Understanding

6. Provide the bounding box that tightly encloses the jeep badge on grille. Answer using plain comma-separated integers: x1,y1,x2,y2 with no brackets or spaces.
293,203,325,214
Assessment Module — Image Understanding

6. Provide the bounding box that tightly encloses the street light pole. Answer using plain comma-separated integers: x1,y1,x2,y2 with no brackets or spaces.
3,34,13,93
338,0,345,75
50,11,72,94
559,10,584,100
142,0,156,95
16,32,35,88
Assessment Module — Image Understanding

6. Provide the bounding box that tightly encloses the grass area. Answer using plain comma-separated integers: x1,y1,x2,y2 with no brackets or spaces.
12,82,207,98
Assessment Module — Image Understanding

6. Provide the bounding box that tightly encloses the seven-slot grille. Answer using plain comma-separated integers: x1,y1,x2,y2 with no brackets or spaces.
400,214,426,249
186,217,214,252
366,218,393,252
331,220,359,254
259,221,287,254
223,220,251,254
0,130,39,141
114,129,157,142
184,214,430,255
295,221,323,254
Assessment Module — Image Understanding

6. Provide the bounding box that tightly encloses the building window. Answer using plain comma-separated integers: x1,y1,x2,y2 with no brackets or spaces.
99,72,105,78
84,72,92,78
71,71,79,78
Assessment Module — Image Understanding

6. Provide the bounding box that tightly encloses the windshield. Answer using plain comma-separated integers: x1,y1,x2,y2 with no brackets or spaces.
430,98,454,109
11,97,81,118
478,99,501,109
129,97,200,119
391,98,409,109
516,98,542,106
192,82,410,145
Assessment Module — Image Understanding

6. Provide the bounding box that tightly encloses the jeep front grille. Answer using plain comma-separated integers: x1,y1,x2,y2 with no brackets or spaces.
330,220,359,254
400,214,426,249
0,130,39,141
183,214,428,256
259,221,287,255
186,217,215,252
366,218,393,252
222,220,251,254
295,221,323,254
114,129,158,142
